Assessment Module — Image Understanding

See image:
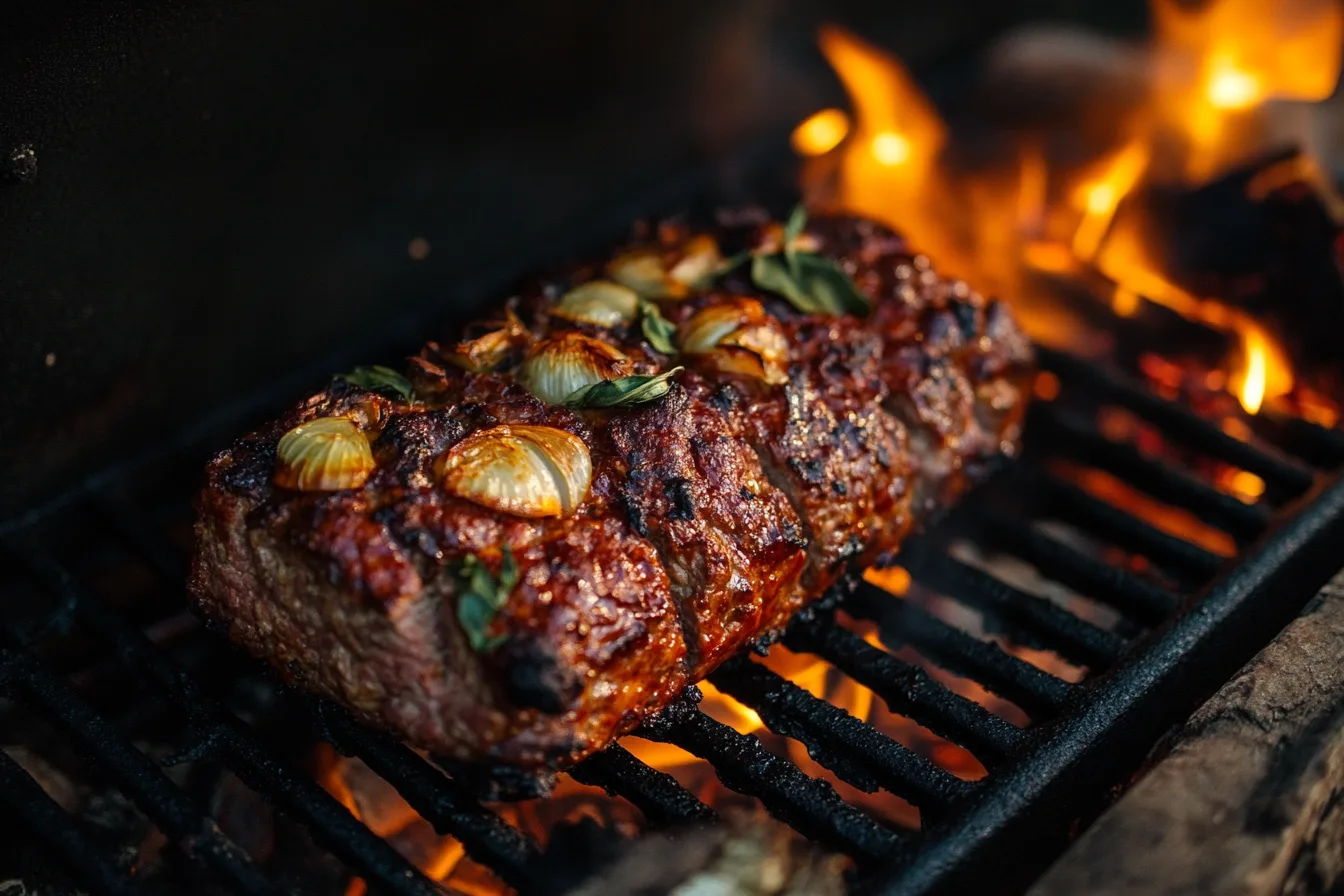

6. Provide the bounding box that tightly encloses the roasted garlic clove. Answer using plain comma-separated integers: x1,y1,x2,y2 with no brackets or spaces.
438,424,592,518
607,234,724,300
445,310,531,372
518,332,636,405
677,298,790,385
667,234,724,289
551,280,641,327
274,417,376,491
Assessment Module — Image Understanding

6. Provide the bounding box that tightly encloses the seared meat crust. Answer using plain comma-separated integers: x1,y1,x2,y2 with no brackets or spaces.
190,211,1033,771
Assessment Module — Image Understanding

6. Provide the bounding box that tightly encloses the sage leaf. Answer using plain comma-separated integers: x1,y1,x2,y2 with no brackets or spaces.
783,203,808,280
750,252,871,317
455,546,519,653
336,365,416,403
639,300,678,354
564,367,684,409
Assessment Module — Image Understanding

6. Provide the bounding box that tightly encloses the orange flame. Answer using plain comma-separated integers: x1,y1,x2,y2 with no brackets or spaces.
1153,0,1343,181
812,0,1344,420
792,108,851,157
809,25,959,269
1072,140,1150,262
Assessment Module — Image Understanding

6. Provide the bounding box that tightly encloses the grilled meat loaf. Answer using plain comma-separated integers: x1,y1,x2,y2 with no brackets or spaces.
190,210,1034,771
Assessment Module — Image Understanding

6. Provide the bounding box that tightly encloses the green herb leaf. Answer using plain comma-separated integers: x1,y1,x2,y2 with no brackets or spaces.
336,365,416,403
564,367,684,409
455,546,519,653
638,300,678,354
782,203,808,246
782,203,808,280
750,252,871,317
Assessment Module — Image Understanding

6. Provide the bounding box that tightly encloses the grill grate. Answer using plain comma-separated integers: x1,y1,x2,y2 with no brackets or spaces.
4,335,1344,896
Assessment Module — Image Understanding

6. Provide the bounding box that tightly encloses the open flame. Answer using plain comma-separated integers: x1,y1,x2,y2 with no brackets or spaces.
794,0,1344,420
1152,0,1343,181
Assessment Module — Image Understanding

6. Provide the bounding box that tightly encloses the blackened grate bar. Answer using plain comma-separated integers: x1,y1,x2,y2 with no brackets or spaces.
11,545,447,896
972,509,1177,626
845,580,1076,721
570,743,717,826
312,701,544,891
787,619,1024,765
898,546,1126,669
0,645,287,896
1038,474,1225,584
636,694,905,862
709,655,974,815
1036,347,1317,495
0,746,147,896
1033,408,1272,541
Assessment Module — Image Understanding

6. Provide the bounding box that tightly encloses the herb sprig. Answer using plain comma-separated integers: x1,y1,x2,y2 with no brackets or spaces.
638,300,677,354
455,546,519,653
720,204,871,318
336,365,416,403
564,367,684,409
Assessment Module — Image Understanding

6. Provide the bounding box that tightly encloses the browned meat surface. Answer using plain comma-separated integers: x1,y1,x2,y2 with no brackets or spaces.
189,209,1034,772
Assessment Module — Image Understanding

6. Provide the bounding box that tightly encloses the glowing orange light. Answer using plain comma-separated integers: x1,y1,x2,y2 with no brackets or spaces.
871,131,912,166
1153,0,1343,180
1206,61,1261,109
1112,286,1141,318
1233,324,1268,413
864,564,911,595
1230,470,1266,499
1022,241,1079,275
791,107,850,156
1072,140,1150,261
805,24,955,266
1033,371,1061,401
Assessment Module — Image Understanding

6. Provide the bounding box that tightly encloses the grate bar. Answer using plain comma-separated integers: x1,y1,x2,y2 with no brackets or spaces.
637,693,904,863
12,547,445,896
1039,474,1226,585
0,747,147,896
901,544,1126,670
49,499,542,889
845,580,1076,721
1250,411,1344,472
974,509,1177,627
709,654,974,819
1033,408,1271,542
786,617,1023,766
570,743,717,827
1038,347,1317,496
0,646,288,896
314,700,543,892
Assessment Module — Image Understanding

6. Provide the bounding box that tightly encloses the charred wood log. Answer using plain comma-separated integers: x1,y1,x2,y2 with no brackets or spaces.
1030,570,1344,896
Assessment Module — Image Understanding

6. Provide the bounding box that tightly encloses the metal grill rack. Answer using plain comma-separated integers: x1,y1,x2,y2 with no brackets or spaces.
4,338,1344,896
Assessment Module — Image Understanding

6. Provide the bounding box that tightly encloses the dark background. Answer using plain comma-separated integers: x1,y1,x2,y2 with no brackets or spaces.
0,0,1148,514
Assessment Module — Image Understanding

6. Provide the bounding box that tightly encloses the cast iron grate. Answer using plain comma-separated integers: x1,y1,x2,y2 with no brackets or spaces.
4,339,1344,896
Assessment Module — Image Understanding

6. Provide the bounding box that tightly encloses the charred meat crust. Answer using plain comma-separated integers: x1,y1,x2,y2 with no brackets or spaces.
189,211,1034,771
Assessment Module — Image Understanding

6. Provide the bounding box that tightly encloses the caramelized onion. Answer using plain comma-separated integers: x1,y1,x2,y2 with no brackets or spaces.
676,298,790,384
274,417,375,491
518,332,635,405
551,280,641,327
437,424,592,518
